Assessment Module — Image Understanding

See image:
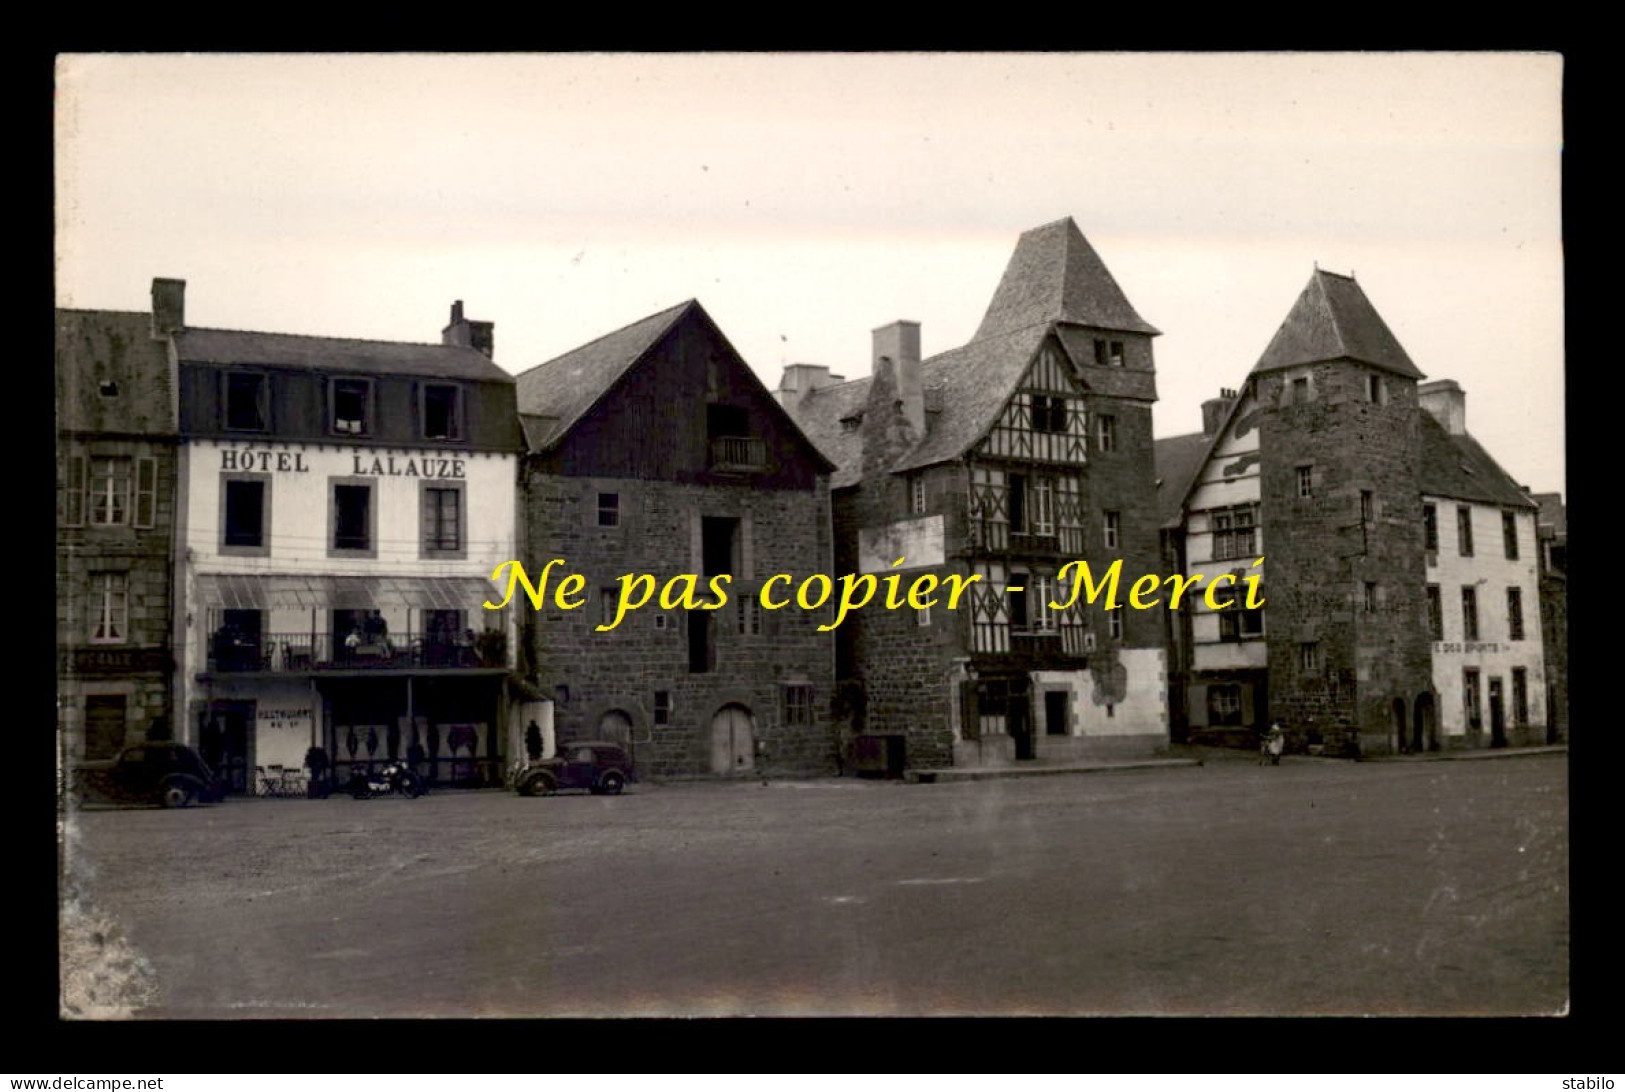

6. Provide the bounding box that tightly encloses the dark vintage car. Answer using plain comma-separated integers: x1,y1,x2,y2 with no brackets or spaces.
72,741,224,808
510,741,635,797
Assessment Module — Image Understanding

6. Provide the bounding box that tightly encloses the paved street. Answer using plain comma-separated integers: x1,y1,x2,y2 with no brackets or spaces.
60,753,1568,1018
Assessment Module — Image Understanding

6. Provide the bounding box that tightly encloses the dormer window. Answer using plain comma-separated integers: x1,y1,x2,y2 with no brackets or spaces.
331,378,371,436
1094,339,1125,367
224,372,268,432
422,384,462,440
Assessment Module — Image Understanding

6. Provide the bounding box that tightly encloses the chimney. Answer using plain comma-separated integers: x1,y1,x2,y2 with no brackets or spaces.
151,278,185,340
1200,387,1238,437
775,363,845,410
873,320,923,436
442,299,495,359
1418,379,1466,435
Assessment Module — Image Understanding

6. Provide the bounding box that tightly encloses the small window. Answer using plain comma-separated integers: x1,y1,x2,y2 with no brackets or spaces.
1457,506,1474,556
1299,642,1319,672
1094,339,1124,367
88,457,133,526
224,373,268,432
1427,584,1443,640
600,588,619,629
737,594,761,637
421,484,464,556
1366,374,1385,404
1507,587,1525,641
423,384,462,440
1208,684,1243,727
331,378,370,435
917,604,931,627
1424,504,1439,553
1360,490,1374,523
1108,611,1123,640
1292,376,1310,405
90,572,128,644
332,482,373,554
911,476,926,515
783,684,814,727
1461,586,1479,642
598,493,620,527
1218,604,1264,641
654,691,671,726
1096,415,1117,453
1296,465,1314,499
1503,511,1519,559
222,477,268,552
1364,581,1379,613
1103,510,1121,551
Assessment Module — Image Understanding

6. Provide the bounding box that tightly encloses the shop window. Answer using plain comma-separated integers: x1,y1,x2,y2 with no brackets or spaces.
1208,684,1244,727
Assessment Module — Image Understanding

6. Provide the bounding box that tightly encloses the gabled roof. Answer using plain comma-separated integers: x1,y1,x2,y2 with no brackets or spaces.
173,326,510,382
1532,492,1566,537
1251,270,1424,379
792,323,1053,489
1418,410,1536,509
1153,431,1213,530
57,308,176,435
512,301,692,451
973,217,1160,341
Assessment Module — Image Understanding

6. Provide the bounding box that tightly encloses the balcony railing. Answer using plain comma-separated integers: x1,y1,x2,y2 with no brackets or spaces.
709,435,766,471
208,630,506,673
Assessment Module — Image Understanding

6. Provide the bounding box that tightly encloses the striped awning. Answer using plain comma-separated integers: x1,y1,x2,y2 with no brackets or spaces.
195,574,499,612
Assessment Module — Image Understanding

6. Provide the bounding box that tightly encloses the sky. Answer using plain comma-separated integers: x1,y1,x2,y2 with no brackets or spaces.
54,52,1565,496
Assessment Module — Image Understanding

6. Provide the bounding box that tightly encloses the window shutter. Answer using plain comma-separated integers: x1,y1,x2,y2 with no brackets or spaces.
134,457,157,528
64,455,86,527
959,681,981,740
420,488,436,551
1187,684,1209,727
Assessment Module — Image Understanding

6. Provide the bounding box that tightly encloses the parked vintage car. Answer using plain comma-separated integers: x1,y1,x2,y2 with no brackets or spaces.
509,741,635,797
72,741,224,808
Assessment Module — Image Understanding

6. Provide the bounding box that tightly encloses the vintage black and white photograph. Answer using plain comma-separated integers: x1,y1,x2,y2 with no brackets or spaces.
54,52,1566,1018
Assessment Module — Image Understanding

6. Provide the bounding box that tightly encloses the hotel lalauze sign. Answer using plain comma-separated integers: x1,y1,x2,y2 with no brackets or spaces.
218,445,467,479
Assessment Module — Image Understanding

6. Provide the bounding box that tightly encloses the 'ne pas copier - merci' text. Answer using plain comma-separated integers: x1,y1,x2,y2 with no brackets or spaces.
484,557,1266,633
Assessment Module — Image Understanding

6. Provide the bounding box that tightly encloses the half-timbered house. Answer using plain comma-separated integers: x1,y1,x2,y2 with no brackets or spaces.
780,218,1169,771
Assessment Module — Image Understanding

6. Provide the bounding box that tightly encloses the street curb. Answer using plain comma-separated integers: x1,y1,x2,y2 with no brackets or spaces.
905,758,1202,784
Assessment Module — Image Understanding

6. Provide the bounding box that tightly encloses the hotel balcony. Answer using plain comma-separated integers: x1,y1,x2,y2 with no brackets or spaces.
207,630,507,674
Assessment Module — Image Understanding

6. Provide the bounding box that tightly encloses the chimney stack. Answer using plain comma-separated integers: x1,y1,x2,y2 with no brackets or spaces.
873,321,923,436
442,299,495,359
1200,387,1238,437
1418,379,1466,435
151,278,185,340
775,363,846,410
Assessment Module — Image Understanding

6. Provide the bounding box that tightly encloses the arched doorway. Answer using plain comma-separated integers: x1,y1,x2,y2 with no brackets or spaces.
710,703,755,774
1413,693,1436,753
1392,698,1409,755
596,709,633,745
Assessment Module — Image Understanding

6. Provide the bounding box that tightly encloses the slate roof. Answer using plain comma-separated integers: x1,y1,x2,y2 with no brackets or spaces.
174,326,511,382
973,217,1160,341
1153,431,1213,530
56,308,176,435
1251,270,1424,379
1532,492,1566,537
1417,410,1535,509
792,323,1053,489
511,301,692,451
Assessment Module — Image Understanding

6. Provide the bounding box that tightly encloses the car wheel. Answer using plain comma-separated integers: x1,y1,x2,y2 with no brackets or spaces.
598,771,625,796
160,779,195,809
522,773,555,797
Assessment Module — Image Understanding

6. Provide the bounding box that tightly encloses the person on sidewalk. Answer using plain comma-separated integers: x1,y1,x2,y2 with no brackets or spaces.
1262,722,1286,766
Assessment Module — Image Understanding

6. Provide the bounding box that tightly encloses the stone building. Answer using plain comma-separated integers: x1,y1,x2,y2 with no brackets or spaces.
1532,492,1567,742
781,217,1169,771
167,283,526,792
513,300,837,779
56,289,181,763
1158,270,1549,754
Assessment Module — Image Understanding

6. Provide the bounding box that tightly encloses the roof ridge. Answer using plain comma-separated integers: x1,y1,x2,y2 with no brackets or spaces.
183,324,462,351
511,299,694,380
